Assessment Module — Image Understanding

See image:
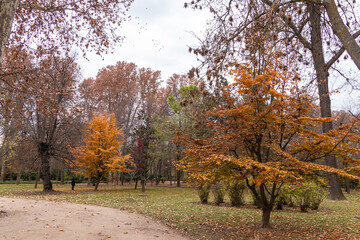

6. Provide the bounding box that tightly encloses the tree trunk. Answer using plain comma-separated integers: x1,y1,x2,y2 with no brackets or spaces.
261,207,272,228
324,0,360,70
87,176,91,186
176,170,181,187
16,169,21,185
135,178,138,190
0,0,19,63
35,168,40,189
345,178,350,194
94,179,100,191
156,176,160,185
156,160,162,185
169,167,172,186
141,179,145,193
28,170,31,182
1,157,6,182
60,160,65,184
307,2,346,200
60,169,64,185
39,143,52,191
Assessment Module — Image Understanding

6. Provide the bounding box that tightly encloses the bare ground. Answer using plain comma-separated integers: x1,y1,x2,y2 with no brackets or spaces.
0,197,190,240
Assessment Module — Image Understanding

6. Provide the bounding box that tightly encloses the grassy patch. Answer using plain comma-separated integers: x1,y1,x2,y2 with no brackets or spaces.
0,183,359,240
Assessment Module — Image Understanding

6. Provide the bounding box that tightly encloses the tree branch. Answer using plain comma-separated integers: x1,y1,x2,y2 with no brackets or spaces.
326,30,360,70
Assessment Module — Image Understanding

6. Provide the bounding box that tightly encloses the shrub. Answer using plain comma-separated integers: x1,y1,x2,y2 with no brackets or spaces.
212,182,226,205
275,186,288,210
197,182,211,204
227,180,245,207
291,181,328,212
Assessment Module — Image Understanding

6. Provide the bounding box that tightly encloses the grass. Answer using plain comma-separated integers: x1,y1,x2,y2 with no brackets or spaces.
0,183,359,240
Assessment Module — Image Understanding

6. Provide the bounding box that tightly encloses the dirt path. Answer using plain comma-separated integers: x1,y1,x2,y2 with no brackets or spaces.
0,197,190,240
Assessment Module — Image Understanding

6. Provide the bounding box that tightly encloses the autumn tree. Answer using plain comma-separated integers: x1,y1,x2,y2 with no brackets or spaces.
0,77,24,181
185,0,360,200
71,113,132,191
1,49,80,191
92,61,139,144
131,111,155,193
78,62,165,185
177,65,360,228
0,0,133,62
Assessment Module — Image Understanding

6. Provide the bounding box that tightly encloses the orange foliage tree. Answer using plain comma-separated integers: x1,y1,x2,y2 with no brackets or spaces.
177,65,360,228
71,113,132,190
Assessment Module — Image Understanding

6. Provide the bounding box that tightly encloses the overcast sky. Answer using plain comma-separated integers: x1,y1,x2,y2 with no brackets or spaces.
79,0,211,82
78,0,359,111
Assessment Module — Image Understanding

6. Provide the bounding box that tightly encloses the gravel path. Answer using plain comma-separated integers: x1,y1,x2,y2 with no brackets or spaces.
0,197,189,240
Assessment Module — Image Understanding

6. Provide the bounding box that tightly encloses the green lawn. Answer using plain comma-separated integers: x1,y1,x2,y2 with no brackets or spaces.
0,183,359,240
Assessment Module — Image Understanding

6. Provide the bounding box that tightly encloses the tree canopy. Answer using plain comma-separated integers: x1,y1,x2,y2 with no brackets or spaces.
71,113,132,190
177,64,360,227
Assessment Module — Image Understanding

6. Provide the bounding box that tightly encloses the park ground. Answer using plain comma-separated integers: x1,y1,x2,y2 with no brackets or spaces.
0,183,359,240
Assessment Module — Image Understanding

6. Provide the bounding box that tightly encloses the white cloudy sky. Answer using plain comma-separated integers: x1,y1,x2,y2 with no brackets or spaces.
79,0,211,81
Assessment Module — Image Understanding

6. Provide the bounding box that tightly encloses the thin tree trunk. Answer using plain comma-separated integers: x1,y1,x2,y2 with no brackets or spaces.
307,2,346,200
16,169,21,185
0,0,20,63
94,179,100,191
135,178,138,190
176,170,181,187
60,168,65,185
345,178,351,194
121,174,125,185
156,160,162,185
169,167,172,186
141,179,145,193
35,168,40,189
87,176,91,186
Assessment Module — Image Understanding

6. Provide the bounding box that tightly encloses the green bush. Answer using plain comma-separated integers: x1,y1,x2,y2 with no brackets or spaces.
197,182,211,204
275,186,288,210
290,181,328,212
227,180,245,207
212,182,226,205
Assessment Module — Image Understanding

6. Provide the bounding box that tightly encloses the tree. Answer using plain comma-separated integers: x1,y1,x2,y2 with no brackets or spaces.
177,64,360,228
167,80,216,186
132,112,155,193
323,0,360,70
0,0,133,62
71,113,132,191
92,61,139,143
185,0,360,200
1,50,80,191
